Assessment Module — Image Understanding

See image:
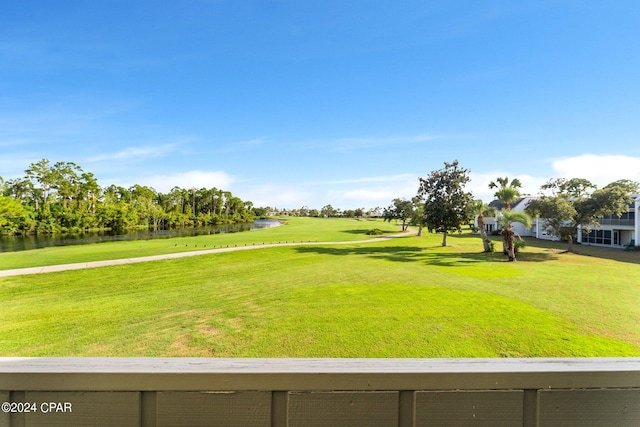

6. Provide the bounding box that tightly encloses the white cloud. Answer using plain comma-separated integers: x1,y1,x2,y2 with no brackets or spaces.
551,154,640,187
134,170,236,193
466,154,640,203
326,178,420,209
238,183,313,208
468,172,548,203
331,187,409,202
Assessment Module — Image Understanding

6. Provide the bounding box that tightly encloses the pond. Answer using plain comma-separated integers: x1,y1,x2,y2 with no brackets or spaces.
0,219,282,252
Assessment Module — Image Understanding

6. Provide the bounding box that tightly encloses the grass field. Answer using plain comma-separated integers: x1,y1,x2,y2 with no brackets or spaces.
0,217,399,270
1,217,639,357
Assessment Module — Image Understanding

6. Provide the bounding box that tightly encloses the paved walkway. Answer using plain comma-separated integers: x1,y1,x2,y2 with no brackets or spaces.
0,229,416,277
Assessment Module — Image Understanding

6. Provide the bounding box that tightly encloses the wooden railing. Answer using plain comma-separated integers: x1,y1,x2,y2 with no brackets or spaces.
1,358,639,426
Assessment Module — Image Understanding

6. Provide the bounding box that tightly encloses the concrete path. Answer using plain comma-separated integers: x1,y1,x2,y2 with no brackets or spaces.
0,229,416,277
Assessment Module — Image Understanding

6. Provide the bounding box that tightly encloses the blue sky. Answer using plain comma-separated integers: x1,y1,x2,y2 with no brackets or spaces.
2,1,640,209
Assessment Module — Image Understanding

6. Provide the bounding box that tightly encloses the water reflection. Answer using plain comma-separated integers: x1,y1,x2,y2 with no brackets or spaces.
0,219,282,252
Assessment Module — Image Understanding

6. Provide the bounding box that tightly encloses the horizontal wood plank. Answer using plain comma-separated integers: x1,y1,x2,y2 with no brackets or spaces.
287,391,399,427
540,389,640,427
415,391,523,426
23,392,139,427
156,391,270,427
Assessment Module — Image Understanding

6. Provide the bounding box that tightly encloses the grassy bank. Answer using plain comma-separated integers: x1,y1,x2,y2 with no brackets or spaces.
1,219,638,357
0,217,399,270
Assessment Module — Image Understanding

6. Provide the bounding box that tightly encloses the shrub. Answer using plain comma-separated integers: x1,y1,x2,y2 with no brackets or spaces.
366,228,384,235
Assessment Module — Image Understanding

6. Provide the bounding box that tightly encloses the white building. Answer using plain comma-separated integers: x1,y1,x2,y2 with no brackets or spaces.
481,195,640,248
483,197,538,239
577,194,639,247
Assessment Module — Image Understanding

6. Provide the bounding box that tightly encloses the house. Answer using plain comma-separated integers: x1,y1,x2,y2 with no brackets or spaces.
577,194,639,247
481,194,640,248
482,197,538,238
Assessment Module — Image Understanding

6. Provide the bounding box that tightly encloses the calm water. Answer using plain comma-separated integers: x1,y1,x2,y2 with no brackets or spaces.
0,219,282,252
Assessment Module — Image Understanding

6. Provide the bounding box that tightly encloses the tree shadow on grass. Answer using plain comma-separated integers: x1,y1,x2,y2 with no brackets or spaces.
450,232,640,265
340,229,399,236
294,245,556,265
296,246,424,263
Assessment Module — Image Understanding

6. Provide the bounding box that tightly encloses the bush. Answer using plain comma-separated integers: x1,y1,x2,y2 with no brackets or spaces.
514,240,526,250
487,240,495,252
366,228,384,235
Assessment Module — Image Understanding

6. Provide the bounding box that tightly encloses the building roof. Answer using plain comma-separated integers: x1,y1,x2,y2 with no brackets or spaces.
488,197,529,211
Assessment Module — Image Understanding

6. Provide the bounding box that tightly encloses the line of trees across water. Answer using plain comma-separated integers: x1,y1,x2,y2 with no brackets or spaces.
0,159,257,235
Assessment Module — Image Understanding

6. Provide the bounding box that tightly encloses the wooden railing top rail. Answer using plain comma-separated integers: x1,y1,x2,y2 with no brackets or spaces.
2,357,640,391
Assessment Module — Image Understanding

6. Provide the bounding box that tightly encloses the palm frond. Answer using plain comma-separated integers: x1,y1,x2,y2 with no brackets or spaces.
498,211,532,228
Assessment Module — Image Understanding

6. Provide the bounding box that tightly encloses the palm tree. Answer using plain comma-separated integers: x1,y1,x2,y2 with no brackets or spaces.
489,177,522,210
470,200,496,252
489,177,530,259
498,211,532,261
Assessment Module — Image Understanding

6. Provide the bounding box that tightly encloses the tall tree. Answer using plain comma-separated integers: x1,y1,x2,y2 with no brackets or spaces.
52,161,83,209
526,195,576,250
541,177,596,198
321,204,336,217
411,196,424,237
418,160,474,246
4,178,34,204
25,158,56,208
78,172,101,215
489,176,531,259
603,179,640,194
382,198,414,231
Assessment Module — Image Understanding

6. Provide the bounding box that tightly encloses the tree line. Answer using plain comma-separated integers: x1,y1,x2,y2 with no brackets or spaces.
383,160,638,261
0,159,256,235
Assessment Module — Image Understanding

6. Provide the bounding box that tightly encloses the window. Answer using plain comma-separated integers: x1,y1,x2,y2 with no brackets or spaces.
582,230,612,245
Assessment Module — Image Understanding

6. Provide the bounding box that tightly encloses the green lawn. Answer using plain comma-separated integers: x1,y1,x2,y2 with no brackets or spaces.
0,217,399,270
1,218,639,357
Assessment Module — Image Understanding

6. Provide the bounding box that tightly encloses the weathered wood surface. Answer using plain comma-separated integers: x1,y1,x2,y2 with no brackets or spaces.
414,390,523,426
287,391,398,427
1,358,640,426
22,392,140,427
539,389,640,427
156,391,270,427
2,357,639,391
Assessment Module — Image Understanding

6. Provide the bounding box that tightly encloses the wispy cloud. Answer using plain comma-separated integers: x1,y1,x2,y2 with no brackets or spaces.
88,143,180,162
327,134,445,153
305,173,418,186
215,137,268,153
286,134,446,154
0,138,32,148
